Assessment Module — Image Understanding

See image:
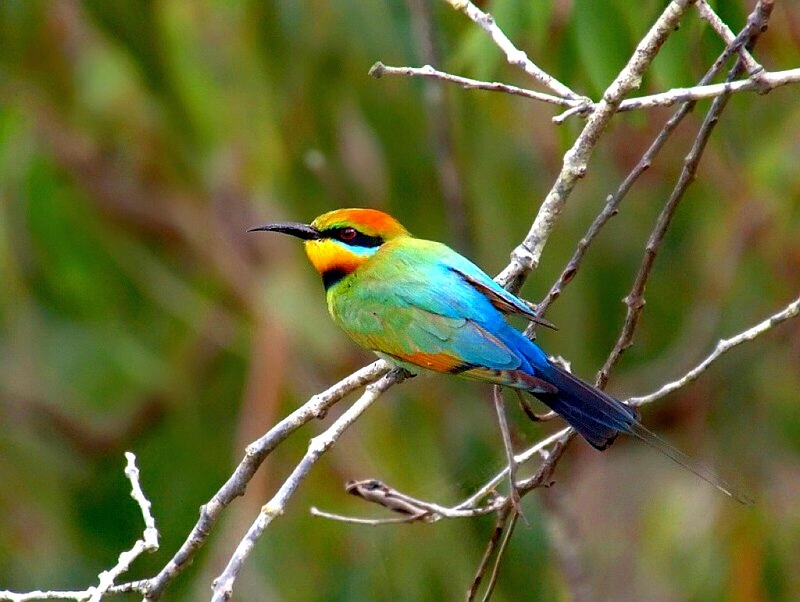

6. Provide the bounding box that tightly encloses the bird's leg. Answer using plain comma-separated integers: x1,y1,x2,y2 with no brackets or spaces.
492,385,523,516
514,389,556,422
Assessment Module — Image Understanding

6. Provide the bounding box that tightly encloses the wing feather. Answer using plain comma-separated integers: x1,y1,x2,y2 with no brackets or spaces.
328,238,549,377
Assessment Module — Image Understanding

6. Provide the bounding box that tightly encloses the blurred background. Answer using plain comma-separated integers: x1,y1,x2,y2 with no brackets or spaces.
1,1,799,600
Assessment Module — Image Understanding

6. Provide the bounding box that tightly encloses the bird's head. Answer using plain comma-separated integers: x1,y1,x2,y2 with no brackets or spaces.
248,208,410,289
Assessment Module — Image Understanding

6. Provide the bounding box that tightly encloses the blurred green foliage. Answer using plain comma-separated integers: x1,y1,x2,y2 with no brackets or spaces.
1,1,799,600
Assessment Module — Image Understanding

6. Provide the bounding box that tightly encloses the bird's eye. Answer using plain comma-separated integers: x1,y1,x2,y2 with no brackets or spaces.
339,227,357,241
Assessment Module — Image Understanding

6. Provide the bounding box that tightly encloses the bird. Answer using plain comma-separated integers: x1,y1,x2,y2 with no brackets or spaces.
249,208,746,503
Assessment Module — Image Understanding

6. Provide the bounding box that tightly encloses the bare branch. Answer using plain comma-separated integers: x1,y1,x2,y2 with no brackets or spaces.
0,454,158,602
87,453,160,602
597,0,775,388
143,360,390,600
555,67,800,120
210,368,409,602
443,0,584,100
372,62,800,123
467,506,516,602
696,0,763,74
369,62,575,107
496,0,694,292
628,296,800,407
312,479,504,523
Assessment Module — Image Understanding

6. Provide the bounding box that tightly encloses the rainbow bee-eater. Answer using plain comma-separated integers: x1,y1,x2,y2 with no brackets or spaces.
250,208,744,502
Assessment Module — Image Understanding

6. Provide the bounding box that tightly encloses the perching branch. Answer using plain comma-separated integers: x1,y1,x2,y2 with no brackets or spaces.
143,360,390,600
210,368,409,602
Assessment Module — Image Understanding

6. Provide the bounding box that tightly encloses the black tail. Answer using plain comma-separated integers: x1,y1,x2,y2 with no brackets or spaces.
533,361,638,451
533,361,751,504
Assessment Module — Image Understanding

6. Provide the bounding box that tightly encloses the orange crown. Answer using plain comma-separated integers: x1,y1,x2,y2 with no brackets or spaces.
311,208,410,240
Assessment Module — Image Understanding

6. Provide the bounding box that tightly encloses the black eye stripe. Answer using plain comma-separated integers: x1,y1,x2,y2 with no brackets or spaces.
322,227,384,248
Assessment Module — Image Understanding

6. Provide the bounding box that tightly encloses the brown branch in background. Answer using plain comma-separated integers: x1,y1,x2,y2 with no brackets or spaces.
467,506,518,602
405,0,471,253
540,487,592,602
597,0,775,389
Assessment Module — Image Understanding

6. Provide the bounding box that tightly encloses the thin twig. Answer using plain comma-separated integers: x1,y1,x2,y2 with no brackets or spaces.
495,0,694,293
467,505,514,602
480,509,519,602
312,480,505,523
372,62,800,122
629,296,800,407
143,360,390,600
597,0,775,388
0,454,158,602
210,369,408,602
369,62,576,108
695,0,763,74
492,386,521,513
443,0,584,100
87,454,160,602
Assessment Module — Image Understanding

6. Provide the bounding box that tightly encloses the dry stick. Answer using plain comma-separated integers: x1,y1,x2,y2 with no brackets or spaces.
480,510,519,602
87,453,160,602
210,368,408,602
492,386,522,514
495,0,695,294
597,0,775,389
372,62,800,121
142,360,390,601
444,0,583,101
696,0,762,74
466,505,516,602
369,62,576,108
629,296,800,407
311,487,504,524
0,454,158,602
537,5,772,319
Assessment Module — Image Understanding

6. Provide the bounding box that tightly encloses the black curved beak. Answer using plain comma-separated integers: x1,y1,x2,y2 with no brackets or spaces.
247,222,320,240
